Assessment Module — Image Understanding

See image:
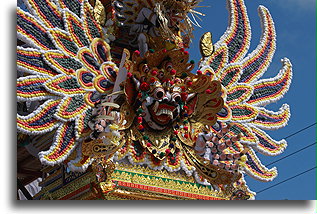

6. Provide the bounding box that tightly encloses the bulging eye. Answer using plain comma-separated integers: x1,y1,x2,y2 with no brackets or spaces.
158,71,164,80
165,62,173,72
141,64,149,73
153,87,165,100
172,92,181,103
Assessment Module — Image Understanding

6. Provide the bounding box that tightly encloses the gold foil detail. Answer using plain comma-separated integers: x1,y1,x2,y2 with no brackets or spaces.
200,32,214,57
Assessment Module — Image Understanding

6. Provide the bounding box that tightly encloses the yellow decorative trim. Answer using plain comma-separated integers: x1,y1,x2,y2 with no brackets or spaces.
39,172,95,200
107,189,186,200
112,163,228,199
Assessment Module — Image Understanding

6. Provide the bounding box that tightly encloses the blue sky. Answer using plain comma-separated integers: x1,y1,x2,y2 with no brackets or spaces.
189,0,316,200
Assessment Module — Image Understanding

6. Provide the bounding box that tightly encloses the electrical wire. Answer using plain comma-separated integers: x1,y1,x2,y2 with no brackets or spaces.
266,142,316,167
283,122,316,139
243,141,316,178
256,166,316,194
243,122,316,178
253,122,316,155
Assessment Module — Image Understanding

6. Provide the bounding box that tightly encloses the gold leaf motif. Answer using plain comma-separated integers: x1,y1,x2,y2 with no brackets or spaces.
82,137,124,158
182,145,241,185
118,102,135,130
200,32,214,57
93,0,106,26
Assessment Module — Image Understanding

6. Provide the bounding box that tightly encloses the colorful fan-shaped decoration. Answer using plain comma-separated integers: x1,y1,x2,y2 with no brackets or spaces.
199,0,292,181
17,0,292,200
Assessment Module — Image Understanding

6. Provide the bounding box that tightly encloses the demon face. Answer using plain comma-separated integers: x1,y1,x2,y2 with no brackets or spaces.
131,59,188,131
142,83,182,130
123,48,222,133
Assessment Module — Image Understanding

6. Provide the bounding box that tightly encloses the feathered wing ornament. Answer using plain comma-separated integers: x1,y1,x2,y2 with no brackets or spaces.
199,0,292,182
17,0,118,169
17,0,292,200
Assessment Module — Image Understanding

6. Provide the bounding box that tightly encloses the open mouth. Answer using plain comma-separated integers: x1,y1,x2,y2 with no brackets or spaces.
149,102,176,126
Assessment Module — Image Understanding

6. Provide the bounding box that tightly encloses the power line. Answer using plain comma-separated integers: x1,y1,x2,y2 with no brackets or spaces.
243,123,316,177
253,122,316,156
266,141,316,167
244,142,316,178
283,122,316,139
243,123,316,192
256,166,316,194
249,122,316,164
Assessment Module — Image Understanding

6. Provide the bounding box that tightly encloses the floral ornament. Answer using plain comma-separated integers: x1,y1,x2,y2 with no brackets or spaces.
17,0,118,166
199,0,292,182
